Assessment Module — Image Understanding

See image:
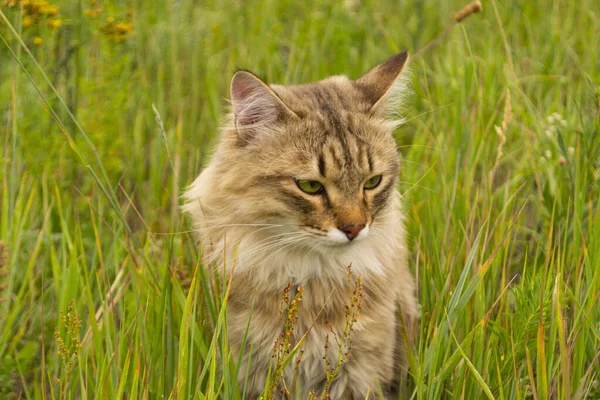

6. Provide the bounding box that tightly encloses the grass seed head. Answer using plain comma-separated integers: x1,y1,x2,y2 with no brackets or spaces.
455,1,483,23
54,300,82,378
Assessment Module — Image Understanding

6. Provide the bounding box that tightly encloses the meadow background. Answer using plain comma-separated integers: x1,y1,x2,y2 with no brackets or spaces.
0,0,599,398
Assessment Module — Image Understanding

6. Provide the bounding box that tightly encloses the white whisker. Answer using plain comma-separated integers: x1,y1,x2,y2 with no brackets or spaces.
401,161,437,197
239,232,309,260
398,180,438,194
262,235,310,261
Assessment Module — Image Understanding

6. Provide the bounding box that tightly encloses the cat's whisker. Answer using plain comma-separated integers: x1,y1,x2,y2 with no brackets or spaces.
238,232,309,260
199,226,297,262
397,144,440,150
305,238,326,256
152,223,283,237
399,159,431,167
398,180,438,194
216,235,293,262
204,233,276,262
236,225,296,244
240,238,300,258
372,210,400,222
150,229,197,236
401,162,438,197
262,235,310,261
373,210,395,219
194,223,287,231
373,208,415,226
400,102,454,125
241,230,308,250
368,227,388,238
241,238,306,262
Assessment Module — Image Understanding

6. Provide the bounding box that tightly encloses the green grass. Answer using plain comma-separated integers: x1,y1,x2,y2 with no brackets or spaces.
1,0,599,398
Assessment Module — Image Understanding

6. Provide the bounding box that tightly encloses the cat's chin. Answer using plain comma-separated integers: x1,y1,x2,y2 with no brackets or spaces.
320,237,366,248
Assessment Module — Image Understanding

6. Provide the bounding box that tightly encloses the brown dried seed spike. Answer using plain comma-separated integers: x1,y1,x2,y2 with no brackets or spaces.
455,1,483,23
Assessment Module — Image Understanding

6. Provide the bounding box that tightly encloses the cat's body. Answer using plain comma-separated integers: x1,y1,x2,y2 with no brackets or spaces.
184,52,418,399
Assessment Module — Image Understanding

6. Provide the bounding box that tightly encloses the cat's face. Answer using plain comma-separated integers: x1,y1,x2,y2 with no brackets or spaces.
196,52,409,251
249,90,400,246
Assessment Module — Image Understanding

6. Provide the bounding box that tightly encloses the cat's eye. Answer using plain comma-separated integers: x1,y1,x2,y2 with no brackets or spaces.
364,175,382,190
296,179,324,194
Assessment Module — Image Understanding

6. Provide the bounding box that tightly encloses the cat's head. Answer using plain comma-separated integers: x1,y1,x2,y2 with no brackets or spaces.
189,52,410,251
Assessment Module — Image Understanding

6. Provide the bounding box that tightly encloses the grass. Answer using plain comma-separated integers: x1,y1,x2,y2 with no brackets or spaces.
0,0,599,398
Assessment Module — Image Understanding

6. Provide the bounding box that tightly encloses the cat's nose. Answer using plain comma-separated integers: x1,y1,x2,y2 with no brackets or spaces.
340,224,366,240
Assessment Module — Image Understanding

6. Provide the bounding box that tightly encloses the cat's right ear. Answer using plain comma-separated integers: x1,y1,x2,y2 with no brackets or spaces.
230,71,297,143
354,51,409,112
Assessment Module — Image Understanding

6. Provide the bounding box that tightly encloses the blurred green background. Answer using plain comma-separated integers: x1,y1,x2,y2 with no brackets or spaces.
0,0,599,398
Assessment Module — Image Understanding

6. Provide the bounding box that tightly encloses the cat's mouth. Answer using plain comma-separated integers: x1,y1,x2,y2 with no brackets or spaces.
301,225,370,247
325,225,370,245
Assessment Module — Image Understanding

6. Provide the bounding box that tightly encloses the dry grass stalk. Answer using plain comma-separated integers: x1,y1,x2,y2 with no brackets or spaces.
489,89,512,187
414,1,483,58
267,282,304,399
81,262,130,348
309,266,364,400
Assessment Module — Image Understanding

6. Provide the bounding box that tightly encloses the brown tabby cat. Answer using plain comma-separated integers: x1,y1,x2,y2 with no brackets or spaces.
183,51,418,399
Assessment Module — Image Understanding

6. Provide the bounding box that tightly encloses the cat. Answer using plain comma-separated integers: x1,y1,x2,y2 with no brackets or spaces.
183,51,418,399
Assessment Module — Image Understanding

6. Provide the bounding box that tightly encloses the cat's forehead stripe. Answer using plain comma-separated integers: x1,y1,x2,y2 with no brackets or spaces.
312,87,365,176
283,81,387,181
326,142,344,171
318,155,326,177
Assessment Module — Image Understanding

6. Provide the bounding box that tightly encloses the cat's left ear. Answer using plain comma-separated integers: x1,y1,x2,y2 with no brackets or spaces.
354,51,409,111
230,71,298,143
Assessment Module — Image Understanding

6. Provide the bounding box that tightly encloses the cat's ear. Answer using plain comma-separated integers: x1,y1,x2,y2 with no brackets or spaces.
354,51,409,111
230,71,297,142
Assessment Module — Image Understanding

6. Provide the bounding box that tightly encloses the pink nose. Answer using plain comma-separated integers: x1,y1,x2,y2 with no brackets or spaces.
340,224,366,240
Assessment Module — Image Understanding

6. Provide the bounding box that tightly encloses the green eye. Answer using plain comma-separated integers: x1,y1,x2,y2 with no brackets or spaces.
296,179,324,194
364,175,382,190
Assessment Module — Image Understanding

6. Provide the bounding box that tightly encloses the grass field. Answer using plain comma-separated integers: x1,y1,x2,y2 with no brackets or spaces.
1,0,599,398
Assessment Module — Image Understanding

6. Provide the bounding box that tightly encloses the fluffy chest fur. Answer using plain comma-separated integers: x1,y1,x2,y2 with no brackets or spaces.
222,220,414,398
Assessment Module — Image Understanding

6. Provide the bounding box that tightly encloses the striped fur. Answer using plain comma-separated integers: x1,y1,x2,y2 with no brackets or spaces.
183,52,418,399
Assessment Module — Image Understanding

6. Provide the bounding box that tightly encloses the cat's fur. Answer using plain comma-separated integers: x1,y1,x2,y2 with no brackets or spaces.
183,52,418,399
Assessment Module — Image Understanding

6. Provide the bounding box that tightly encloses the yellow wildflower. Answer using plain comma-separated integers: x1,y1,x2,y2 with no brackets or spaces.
114,21,133,34
23,0,44,16
23,15,33,27
48,18,62,29
33,36,43,45
100,17,134,42
40,4,59,16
